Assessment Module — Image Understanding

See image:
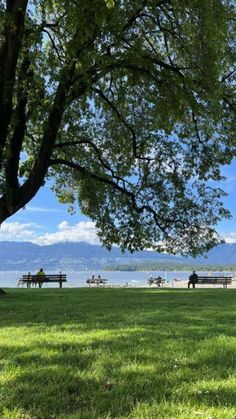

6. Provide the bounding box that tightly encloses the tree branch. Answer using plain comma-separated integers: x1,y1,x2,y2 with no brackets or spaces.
123,0,149,30
54,138,117,176
93,87,155,161
53,138,133,190
42,28,65,64
93,87,137,157
124,0,169,31
49,158,166,233
191,112,206,144
221,67,236,83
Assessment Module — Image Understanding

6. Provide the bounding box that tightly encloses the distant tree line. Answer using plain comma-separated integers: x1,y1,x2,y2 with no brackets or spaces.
105,263,236,272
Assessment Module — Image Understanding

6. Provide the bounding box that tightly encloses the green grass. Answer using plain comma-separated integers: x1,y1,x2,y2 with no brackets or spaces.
0,288,236,419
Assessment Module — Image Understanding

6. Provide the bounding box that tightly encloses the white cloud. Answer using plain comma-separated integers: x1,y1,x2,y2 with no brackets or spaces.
2,220,236,247
218,175,236,194
221,231,236,244
0,220,100,245
224,175,236,184
0,222,38,241
35,221,99,245
24,206,64,213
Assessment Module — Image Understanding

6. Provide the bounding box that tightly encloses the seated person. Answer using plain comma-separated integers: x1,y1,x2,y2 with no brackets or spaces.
36,268,45,288
156,275,162,287
148,276,154,286
188,270,198,288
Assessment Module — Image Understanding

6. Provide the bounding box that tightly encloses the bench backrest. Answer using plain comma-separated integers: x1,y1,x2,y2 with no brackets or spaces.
87,278,107,283
22,274,67,281
197,276,232,284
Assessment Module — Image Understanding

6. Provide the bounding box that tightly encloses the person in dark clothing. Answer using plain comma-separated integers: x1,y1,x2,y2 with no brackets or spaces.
188,270,198,288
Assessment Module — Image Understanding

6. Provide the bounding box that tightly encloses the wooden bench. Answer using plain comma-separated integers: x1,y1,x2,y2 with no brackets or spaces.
196,276,232,288
17,273,67,288
147,277,165,287
86,278,107,287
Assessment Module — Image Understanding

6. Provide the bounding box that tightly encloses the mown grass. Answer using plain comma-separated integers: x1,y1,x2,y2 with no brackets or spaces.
0,288,236,419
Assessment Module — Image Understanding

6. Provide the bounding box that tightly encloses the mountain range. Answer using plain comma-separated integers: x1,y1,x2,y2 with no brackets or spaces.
0,241,235,270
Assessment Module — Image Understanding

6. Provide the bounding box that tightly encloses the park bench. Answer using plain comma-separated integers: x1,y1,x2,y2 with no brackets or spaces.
147,277,165,287
17,273,67,288
86,278,108,287
196,276,232,288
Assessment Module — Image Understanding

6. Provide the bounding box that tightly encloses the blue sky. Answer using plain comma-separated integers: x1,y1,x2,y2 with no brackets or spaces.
0,183,99,245
0,159,236,245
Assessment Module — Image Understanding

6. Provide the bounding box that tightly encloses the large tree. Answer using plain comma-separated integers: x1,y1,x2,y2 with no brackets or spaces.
0,0,235,255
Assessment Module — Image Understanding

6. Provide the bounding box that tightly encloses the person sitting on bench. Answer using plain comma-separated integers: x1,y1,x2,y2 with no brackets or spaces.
188,270,198,289
36,268,46,288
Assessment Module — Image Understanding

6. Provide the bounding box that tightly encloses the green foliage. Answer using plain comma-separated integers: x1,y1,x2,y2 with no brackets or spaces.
104,0,115,8
0,288,236,418
0,1,235,255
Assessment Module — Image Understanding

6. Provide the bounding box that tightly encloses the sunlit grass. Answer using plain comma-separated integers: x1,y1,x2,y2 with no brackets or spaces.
0,288,236,418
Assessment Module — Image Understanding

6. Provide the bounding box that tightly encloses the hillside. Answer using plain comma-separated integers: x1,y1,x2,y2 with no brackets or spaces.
0,241,183,270
0,241,235,270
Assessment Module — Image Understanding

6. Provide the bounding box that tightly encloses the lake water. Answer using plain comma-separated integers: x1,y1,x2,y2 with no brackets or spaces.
0,270,232,288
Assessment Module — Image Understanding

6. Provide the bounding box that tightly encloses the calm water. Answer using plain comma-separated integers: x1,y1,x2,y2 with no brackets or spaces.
0,270,232,288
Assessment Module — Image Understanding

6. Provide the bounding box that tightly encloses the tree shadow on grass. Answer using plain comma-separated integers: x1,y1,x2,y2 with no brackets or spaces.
1,331,236,417
0,288,236,417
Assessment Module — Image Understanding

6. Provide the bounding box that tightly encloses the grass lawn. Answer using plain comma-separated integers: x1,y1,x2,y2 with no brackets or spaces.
0,288,236,419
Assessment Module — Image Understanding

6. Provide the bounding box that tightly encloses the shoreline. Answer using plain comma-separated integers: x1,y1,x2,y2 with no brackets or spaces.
6,280,236,289
150,279,236,289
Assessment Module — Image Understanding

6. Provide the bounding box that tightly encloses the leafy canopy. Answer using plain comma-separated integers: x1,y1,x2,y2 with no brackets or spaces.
0,0,235,255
